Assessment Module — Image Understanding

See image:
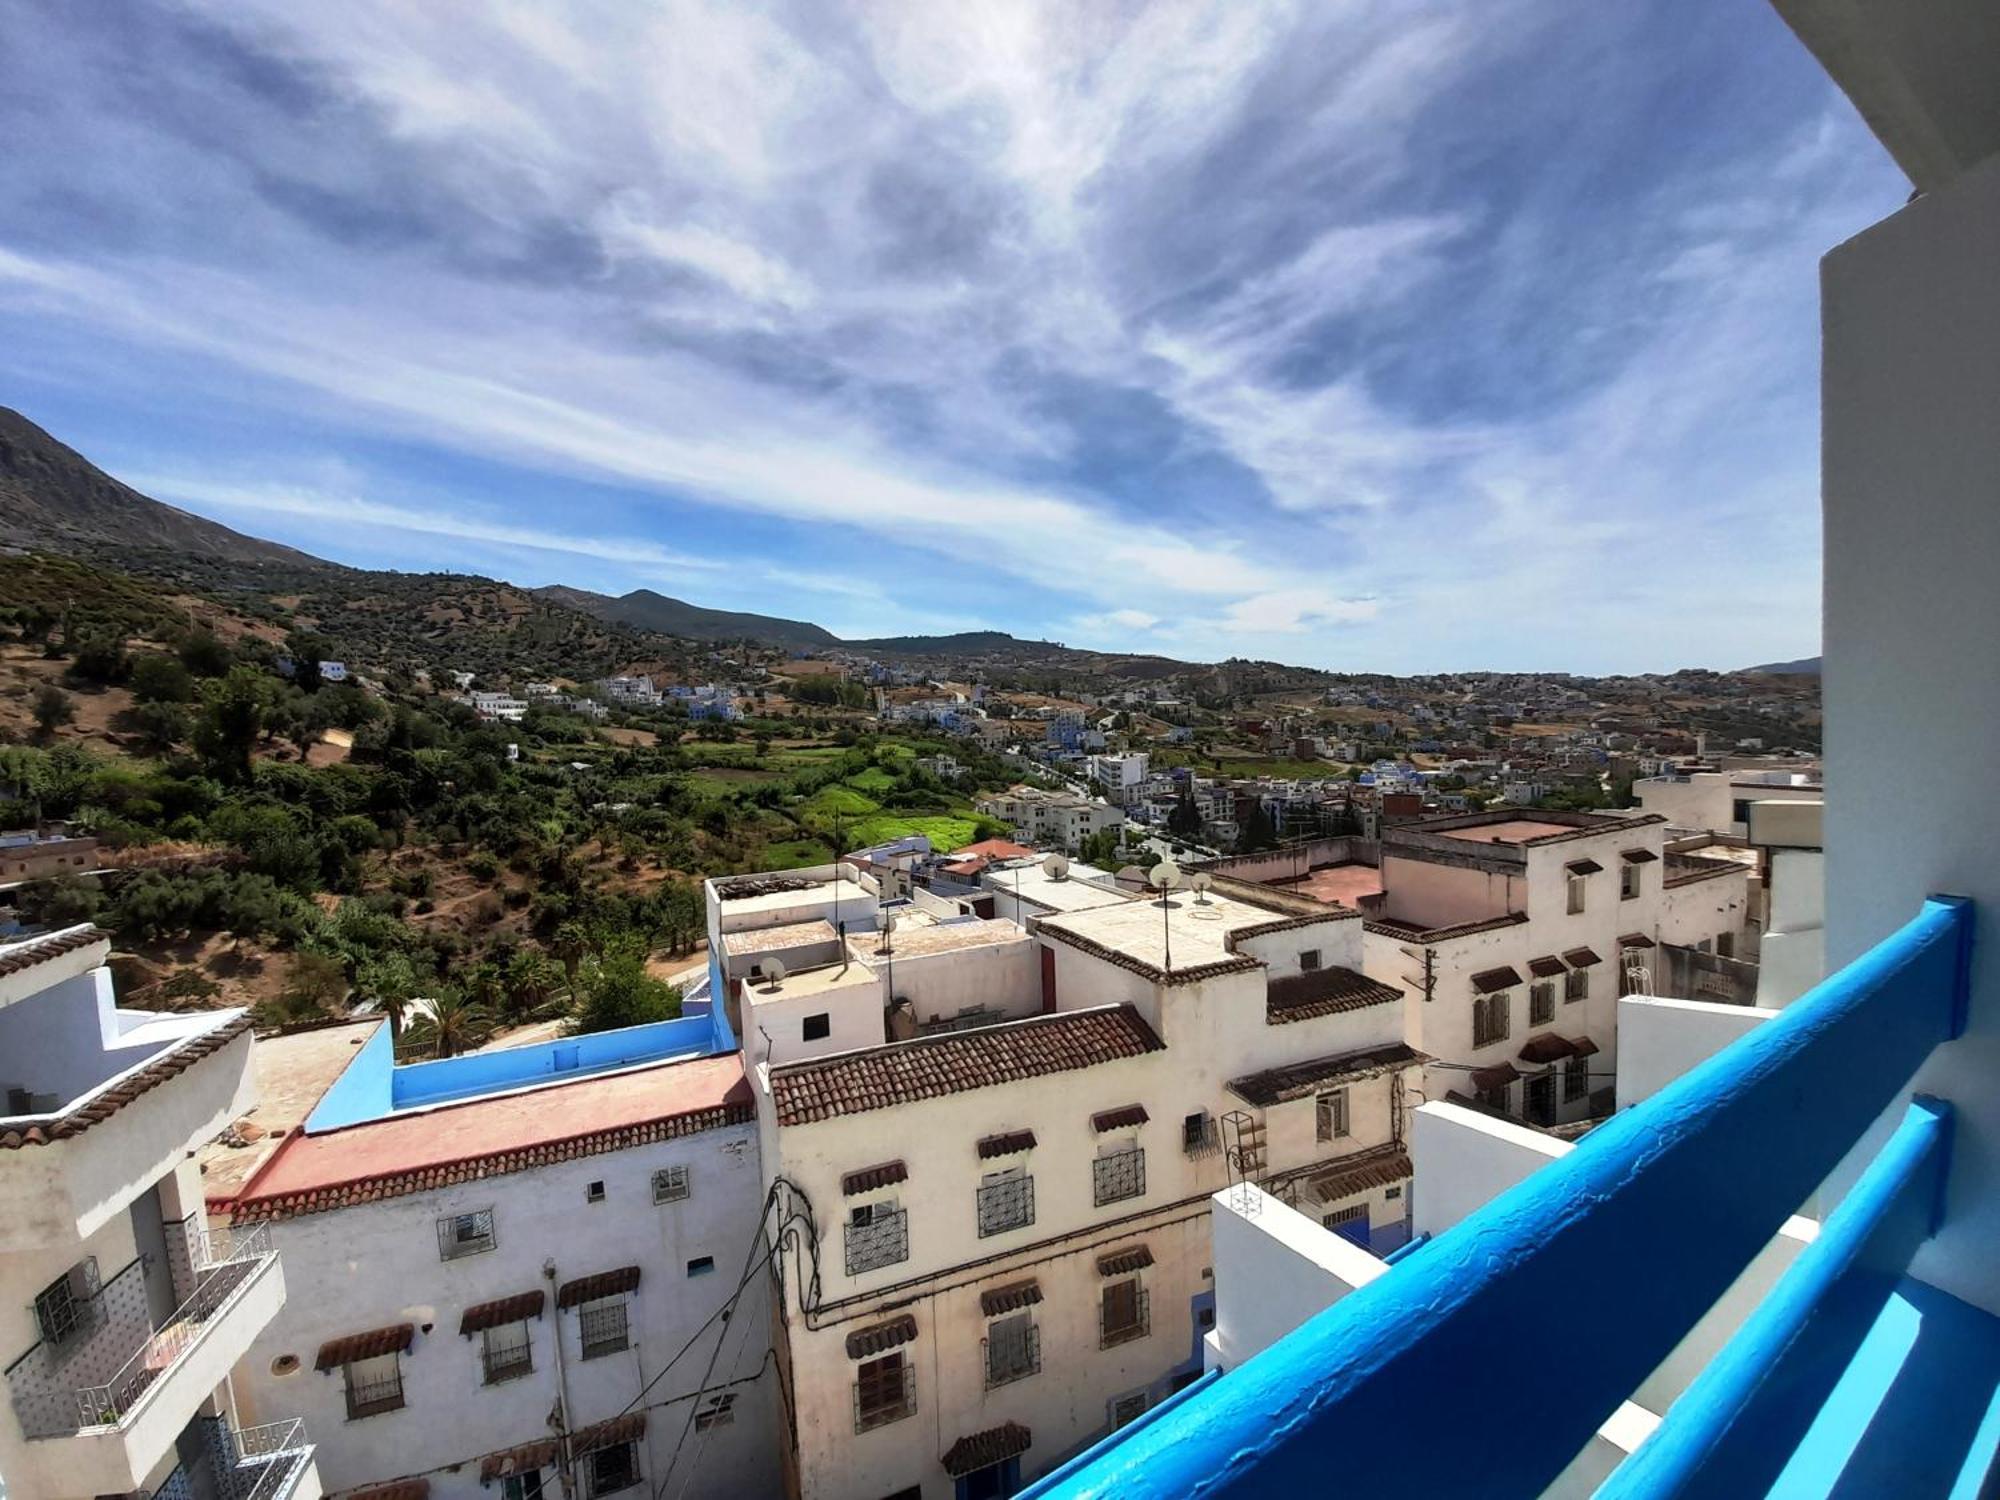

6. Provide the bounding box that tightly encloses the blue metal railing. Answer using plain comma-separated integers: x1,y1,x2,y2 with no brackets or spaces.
1031,897,1973,1499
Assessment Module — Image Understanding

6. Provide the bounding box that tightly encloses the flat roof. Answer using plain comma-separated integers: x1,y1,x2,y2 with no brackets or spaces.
1430,818,1586,845
744,957,880,1004
988,864,1133,915
1041,890,1332,974
847,917,1030,959
201,1019,385,1204
234,1053,752,1221
723,919,840,956
1277,863,1386,909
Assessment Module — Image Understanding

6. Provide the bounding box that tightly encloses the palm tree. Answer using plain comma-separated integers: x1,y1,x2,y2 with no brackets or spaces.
463,960,506,1014
505,949,559,1017
408,991,495,1059
551,922,589,1002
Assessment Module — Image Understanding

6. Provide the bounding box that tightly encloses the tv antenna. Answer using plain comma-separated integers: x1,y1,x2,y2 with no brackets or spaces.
1149,860,1182,973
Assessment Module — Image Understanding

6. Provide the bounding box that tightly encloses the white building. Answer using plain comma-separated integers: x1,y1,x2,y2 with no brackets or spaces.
221,1008,779,1500
1634,764,1823,835
975,787,1125,851
1088,754,1150,806
0,926,322,1500
468,692,529,723
710,869,1421,1499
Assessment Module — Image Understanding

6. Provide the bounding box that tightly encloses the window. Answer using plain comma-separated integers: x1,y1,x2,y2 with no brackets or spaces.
343,1352,405,1419
693,1392,737,1431
1698,938,1713,954
1620,862,1642,900
1110,1391,1149,1428
586,1180,606,1204
1384,1184,1403,1201
1315,1088,1350,1143
844,1201,909,1275
1299,949,1322,972
32,1262,97,1348
482,1321,533,1384
1473,992,1511,1048
1565,1056,1589,1103
985,1312,1039,1387
1480,1079,1510,1115
1182,1110,1217,1155
686,1256,715,1277
1093,1143,1146,1207
437,1209,496,1260
502,1473,546,1500
854,1352,914,1432
1525,1073,1556,1127
1565,968,1590,1003
803,1012,831,1041
1529,981,1555,1026
1732,798,1753,828
578,1297,629,1359
1717,931,1736,959
652,1165,690,1204
977,1166,1035,1237
1567,874,1587,915
1322,1202,1369,1234
586,1440,639,1497
1099,1278,1149,1348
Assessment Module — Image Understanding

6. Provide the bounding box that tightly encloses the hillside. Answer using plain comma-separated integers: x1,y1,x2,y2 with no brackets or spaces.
0,406,320,566
536,585,838,652
1745,656,1822,676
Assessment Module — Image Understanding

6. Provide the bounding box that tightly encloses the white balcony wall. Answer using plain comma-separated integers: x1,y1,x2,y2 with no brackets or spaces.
1205,1186,1385,1371
1613,997,1776,1109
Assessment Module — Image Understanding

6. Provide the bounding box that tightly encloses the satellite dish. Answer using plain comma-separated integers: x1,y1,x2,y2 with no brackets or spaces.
1189,871,1214,904
763,958,787,987
1043,853,1070,881
1150,860,1183,891
881,910,899,933
1115,865,1148,888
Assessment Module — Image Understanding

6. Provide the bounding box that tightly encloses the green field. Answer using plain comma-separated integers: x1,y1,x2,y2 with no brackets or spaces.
757,837,837,870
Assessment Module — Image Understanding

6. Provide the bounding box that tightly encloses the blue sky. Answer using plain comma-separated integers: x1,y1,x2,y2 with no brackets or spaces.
0,1,1904,671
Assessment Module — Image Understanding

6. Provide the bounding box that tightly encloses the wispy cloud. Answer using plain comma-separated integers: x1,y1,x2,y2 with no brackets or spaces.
0,1,1901,670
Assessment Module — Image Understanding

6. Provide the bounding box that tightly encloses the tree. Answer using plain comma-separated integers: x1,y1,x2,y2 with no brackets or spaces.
279,951,349,1019
1167,786,1203,839
1237,800,1279,852
67,633,130,684
129,653,196,705
355,951,420,1040
406,990,494,1059
178,627,232,678
551,920,590,999
568,941,680,1036
32,685,74,737
131,699,190,755
193,665,271,783
504,948,560,1017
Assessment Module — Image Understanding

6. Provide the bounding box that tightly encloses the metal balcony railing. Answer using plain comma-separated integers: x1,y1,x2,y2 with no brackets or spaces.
139,1419,314,1500
1094,1146,1146,1207
344,1369,405,1419
71,1224,276,1430
1022,897,1976,1499
844,1208,909,1275
977,1176,1036,1237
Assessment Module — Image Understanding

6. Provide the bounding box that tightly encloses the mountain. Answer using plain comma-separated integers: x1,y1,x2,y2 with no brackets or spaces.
1745,656,1822,676
535,585,840,652
0,406,323,567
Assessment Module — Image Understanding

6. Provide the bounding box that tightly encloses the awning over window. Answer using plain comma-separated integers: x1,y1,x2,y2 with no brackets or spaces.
479,1440,558,1482
1618,933,1656,949
572,1412,646,1455
1518,1034,1576,1065
1097,1245,1154,1276
1565,858,1604,875
846,1314,918,1360
1527,956,1568,979
977,1129,1037,1159
315,1323,413,1371
1470,966,1522,994
1092,1104,1149,1132
1621,849,1659,864
1469,1062,1521,1092
980,1280,1044,1317
942,1422,1032,1478
1563,947,1603,968
1570,1036,1602,1058
842,1160,908,1195
459,1290,544,1337
557,1265,641,1308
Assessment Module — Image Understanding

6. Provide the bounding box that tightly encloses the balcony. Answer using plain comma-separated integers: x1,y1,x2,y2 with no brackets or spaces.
1025,898,1997,1497
150,1419,320,1500
8,1224,287,1495
977,1176,1036,1238
844,1207,909,1276
1093,1146,1146,1208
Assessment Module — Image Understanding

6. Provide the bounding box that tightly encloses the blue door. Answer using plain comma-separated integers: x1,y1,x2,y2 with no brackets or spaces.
957,1456,1022,1500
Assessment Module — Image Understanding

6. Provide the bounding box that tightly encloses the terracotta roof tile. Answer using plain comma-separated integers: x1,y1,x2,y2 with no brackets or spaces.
1309,1144,1412,1203
350,1484,429,1500
976,1129,1036,1159
1036,924,1259,987
1564,947,1603,968
1228,1043,1428,1108
1,1012,251,1150
769,1006,1163,1127
1363,912,1530,944
1264,966,1401,1025
557,1266,640,1309
1517,1033,1576,1065
1621,848,1659,864
1091,1104,1148,1132
1470,966,1523,995
1469,1062,1521,1092
0,924,105,978
459,1290,544,1336
845,1314,918,1359
480,1439,558,1482
979,1280,1043,1317
842,1160,908,1196
1565,858,1604,875
573,1412,645,1453
1527,955,1568,978
315,1323,413,1370
1096,1245,1153,1276
1618,932,1656,949
942,1422,1032,1478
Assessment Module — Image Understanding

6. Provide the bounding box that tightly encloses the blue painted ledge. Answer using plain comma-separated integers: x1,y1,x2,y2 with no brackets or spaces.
1033,897,1973,1500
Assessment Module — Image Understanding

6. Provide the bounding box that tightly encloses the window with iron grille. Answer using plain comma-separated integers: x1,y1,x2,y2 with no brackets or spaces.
482,1321,533,1384
1481,1078,1511,1114
437,1208,496,1260
1299,949,1322,972
1525,1073,1557,1127
693,1392,736,1431
1565,968,1590,1003
578,1297,629,1359
343,1353,405,1419
32,1261,97,1348
1321,1202,1369,1233
1529,981,1555,1026
1099,1279,1149,1348
652,1165,691,1204
854,1352,915,1432
502,1473,546,1500
1473,993,1510,1048
1110,1391,1149,1428
1182,1111,1217,1155
1565,1056,1589,1102
585,1440,639,1496
1092,1145,1146,1207
844,1203,909,1275
985,1313,1040,1388
976,1169,1035,1237
1315,1089,1349,1143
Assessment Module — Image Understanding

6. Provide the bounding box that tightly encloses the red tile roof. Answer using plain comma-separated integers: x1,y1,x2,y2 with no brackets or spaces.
0,923,105,978
1097,1245,1153,1276
1265,967,1401,1025
1091,1104,1149,1132
1228,1043,1428,1108
231,1054,752,1222
1564,947,1603,968
1528,955,1568,978
770,1006,1164,1127
573,1412,646,1453
557,1266,640,1309
1309,1144,1412,1204
316,1323,414,1370
943,1422,1032,1478
980,1280,1043,1317
954,838,1037,861
842,1160,908,1195
1,1012,252,1150
976,1129,1037,1159
846,1314,918,1359
480,1439,558,1482
1470,966,1523,994
460,1290,544,1336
